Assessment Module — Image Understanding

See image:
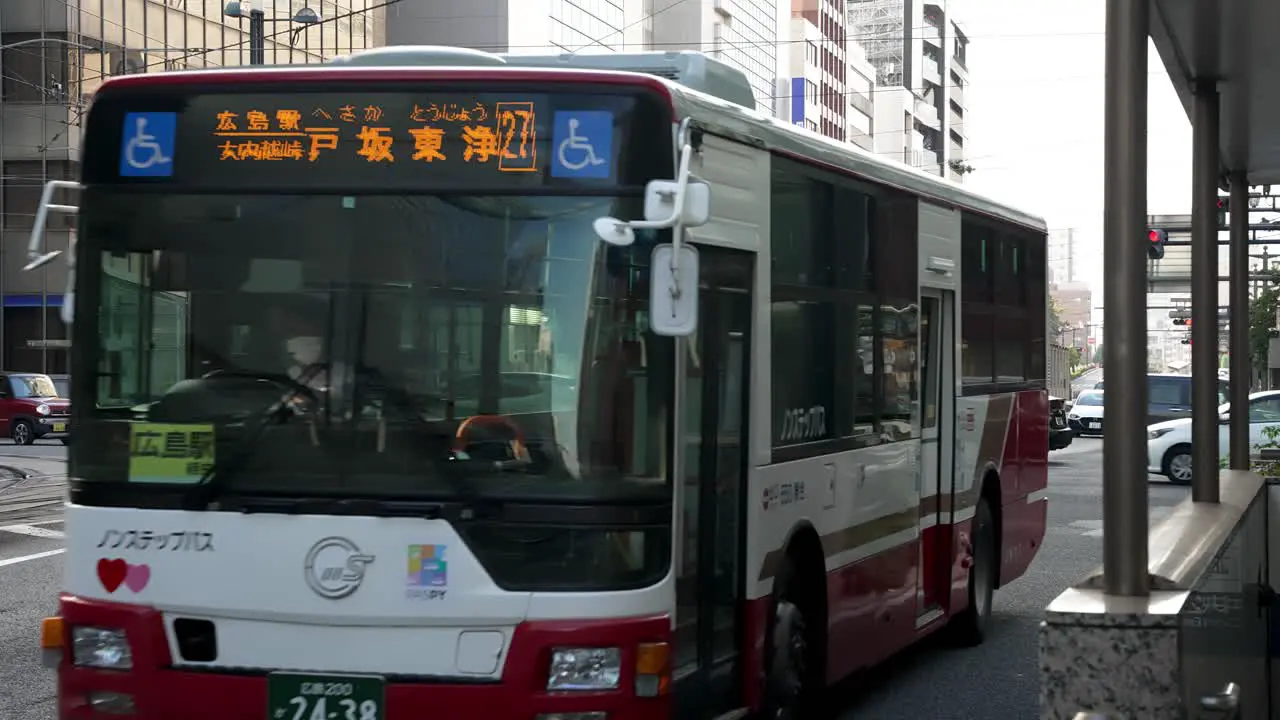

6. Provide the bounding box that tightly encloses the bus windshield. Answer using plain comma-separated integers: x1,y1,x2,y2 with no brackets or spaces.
74,191,675,509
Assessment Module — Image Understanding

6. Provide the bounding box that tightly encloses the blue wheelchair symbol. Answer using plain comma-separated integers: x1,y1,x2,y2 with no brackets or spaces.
119,112,177,178
551,111,614,179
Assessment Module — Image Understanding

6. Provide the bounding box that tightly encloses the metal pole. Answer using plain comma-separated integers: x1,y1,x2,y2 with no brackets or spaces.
1101,0,1150,597
1229,172,1250,466
1191,81,1221,502
39,9,48,375
249,8,265,65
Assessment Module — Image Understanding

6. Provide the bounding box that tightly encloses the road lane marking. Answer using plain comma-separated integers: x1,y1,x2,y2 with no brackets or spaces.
0,523,65,539
0,548,64,567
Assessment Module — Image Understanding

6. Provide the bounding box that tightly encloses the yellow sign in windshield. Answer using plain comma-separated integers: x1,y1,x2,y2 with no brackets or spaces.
128,423,215,484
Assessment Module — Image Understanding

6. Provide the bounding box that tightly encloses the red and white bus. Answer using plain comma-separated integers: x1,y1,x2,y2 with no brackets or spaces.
33,46,1048,720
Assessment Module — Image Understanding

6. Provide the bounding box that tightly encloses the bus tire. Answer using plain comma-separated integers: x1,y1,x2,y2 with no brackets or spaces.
948,497,995,647
762,558,814,720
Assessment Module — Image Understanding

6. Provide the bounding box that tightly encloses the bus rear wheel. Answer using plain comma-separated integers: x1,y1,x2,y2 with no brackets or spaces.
763,559,811,720
948,497,995,647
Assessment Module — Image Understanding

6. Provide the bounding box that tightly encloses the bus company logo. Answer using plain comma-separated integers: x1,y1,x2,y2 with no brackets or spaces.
303,536,375,600
406,544,448,601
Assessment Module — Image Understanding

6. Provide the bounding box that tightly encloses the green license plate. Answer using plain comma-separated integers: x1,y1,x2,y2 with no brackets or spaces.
266,672,385,720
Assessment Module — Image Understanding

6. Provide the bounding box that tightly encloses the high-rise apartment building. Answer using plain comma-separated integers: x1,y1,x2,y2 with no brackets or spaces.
847,0,969,181
383,0,782,115
1047,227,1079,285
385,0,635,55
774,0,866,146
0,0,386,372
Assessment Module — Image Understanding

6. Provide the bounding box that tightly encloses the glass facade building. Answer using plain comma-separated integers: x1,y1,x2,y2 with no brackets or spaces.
0,0,385,372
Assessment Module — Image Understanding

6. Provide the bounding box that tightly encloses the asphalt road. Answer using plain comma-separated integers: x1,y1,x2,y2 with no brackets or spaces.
0,435,1191,720
1072,367,1104,396
0,441,68,720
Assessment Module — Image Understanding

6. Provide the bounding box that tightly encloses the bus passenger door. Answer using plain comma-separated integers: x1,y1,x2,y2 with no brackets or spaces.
916,289,954,624
673,247,753,718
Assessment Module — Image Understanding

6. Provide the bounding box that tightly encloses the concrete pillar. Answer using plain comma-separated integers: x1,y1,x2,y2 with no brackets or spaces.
1190,81,1220,502
1228,171,1249,467
1100,0,1150,597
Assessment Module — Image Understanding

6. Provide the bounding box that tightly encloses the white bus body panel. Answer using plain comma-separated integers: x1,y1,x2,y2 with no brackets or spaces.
64,505,672,676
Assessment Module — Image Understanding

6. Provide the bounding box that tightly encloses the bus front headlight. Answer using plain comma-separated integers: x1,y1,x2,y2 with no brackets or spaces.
546,647,620,690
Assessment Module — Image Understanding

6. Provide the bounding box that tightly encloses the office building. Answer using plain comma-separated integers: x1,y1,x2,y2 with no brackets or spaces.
384,0,782,115
847,0,969,181
1047,227,1080,285
774,0,875,149
0,0,385,372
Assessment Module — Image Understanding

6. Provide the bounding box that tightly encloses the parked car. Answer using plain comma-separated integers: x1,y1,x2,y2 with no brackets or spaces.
47,373,69,399
0,372,69,445
1068,389,1105,435
1147,389,1280,484
1049,396,1073,450
1093,373,1229,425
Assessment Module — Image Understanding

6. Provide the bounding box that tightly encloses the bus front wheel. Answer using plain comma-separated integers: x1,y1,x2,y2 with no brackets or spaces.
763,559,812,720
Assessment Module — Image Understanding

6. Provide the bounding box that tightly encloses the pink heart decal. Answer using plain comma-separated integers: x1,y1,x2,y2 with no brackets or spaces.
124,563,151,593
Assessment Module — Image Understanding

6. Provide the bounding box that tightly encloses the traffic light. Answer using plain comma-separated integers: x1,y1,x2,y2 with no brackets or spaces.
1217,196,1229,228
1148,229,1167,260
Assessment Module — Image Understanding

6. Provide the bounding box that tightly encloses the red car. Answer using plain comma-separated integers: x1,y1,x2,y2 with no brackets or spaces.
0,372,69,445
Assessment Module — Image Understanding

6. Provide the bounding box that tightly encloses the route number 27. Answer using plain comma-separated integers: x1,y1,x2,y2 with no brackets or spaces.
496,102,536,172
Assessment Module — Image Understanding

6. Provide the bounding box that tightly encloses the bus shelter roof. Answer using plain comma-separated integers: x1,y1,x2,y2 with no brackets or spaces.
1151,0,1280,184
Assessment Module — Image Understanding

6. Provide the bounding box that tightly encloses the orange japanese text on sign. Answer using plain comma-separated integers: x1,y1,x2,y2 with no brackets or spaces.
277,110,302,131
408,126,446,162
219,140,305,161
410,103,489,123
356,126,395,163
462,125,501,164
305,128,339,162
213,108,340,163
246,111,270,131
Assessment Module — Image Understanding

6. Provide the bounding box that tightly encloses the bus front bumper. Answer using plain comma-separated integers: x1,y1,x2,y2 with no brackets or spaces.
47,594,675,720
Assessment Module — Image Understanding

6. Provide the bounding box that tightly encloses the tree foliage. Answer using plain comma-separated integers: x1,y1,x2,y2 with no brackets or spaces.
1093,344,1104,365
1049,297,1065,340
1249,271,1280,376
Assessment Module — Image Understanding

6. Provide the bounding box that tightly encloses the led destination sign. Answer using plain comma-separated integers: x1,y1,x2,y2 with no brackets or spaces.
94,89,669,190
211,100,539,172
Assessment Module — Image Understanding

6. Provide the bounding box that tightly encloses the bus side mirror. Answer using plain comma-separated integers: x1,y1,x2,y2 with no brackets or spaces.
644,179,710,227
650,244,698,337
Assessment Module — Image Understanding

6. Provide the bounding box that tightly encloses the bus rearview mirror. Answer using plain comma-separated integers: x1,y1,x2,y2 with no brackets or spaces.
644,179,710,227
649,243,698,337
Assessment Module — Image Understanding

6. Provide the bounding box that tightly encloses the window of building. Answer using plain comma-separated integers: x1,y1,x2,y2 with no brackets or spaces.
2,160,77,230
2,32,71,102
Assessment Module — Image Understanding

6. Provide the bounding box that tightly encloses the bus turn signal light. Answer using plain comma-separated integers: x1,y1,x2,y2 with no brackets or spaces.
40,616,64,649
635,642,670,697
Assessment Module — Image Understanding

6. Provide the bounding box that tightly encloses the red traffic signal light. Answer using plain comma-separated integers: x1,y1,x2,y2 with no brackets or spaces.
1148,229,1167,259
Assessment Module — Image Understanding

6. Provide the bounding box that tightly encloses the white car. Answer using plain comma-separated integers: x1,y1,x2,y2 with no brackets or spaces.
1068,389,1105,435
1147,389,1280,484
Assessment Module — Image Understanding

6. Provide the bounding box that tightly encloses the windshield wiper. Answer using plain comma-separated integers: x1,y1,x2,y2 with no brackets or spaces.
181,365,326,511
234,496,449,519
